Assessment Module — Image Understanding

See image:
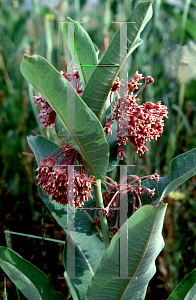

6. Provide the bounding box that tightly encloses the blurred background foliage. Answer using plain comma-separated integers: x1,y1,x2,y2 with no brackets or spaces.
0,0,196,299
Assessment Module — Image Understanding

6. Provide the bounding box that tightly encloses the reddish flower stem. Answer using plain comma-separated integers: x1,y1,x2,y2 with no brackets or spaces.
106,191,119,210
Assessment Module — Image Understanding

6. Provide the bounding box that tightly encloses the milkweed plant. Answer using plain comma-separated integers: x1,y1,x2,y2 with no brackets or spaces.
1,1,196,299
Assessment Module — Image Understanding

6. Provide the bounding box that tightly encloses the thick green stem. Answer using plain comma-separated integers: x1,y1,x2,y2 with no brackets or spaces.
94,179,111,249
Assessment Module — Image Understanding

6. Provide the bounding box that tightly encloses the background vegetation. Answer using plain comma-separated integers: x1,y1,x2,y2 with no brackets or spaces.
0,0,196,299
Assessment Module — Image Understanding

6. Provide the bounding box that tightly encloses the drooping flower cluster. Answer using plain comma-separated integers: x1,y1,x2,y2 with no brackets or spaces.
36,144,97,207
33,94,56,128
104,71,168,158
92,171,159,234
33,65,83,128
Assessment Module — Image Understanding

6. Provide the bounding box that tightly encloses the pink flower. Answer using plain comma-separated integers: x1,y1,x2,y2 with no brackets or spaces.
150,170,160,183
74,173,97,207
33,65,83,128
110,225,119,234
60,65,83,97
111,77,124,92
36,144,96,207
104,71,168,158
92,216,100,226
104,116,114,136
117,136,127,160
127,71,144,92
127,101,168,155
33,95,56,128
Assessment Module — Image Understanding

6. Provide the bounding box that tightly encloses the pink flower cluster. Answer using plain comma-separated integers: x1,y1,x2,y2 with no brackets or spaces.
127,101,168,155
33,65,83,128
36,144,97,208
60,64,83,97
33,95,56,128
104,71,168,158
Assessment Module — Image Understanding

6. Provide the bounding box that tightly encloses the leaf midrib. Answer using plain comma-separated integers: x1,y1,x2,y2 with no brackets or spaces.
27,57,95,176
117,205,161,300
0,259,42,300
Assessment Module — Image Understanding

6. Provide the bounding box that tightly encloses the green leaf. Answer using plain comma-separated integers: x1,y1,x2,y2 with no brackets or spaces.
86,202,167,300
0,247,64,300
24,136,105,300
20,54,109,180
82,1,153,120
27,135,98,236
63,18,98,86
167,269,196,300
63,232,105,300
27,135,58,164
138,149,196,207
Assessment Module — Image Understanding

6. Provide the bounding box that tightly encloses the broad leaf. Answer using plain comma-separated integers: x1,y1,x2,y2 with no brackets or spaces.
86,202,167,299
27,135,106,299
138,149,196,207
82,1,153,120
63,18,98,86
21,54,109,180
55,101,119,173
167,269,196,300
63,232,105,300
0,247,64,300
27,135,98,235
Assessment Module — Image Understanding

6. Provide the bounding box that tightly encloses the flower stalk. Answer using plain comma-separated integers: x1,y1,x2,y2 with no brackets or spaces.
93,179,111,249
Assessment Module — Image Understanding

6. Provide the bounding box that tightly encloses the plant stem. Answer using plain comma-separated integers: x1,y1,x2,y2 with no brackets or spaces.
94,179,110,249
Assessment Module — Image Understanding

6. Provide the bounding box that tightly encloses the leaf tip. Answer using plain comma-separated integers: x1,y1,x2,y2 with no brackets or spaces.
67,17,74,22
23,54,33,62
